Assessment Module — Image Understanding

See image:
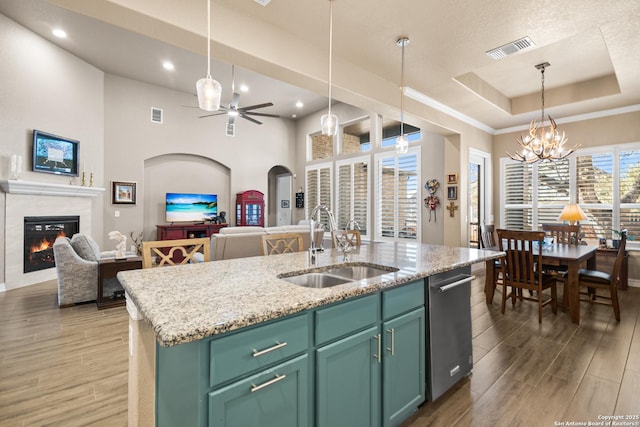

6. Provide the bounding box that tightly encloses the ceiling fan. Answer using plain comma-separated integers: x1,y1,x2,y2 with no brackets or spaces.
198,65,280,136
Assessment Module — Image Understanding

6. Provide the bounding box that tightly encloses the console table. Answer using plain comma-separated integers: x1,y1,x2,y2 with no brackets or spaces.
97,256,142,309
156,223,227,240
596,247,628,289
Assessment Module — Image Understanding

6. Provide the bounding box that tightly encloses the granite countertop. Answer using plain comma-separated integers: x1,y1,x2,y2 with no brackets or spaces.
118,242,503,347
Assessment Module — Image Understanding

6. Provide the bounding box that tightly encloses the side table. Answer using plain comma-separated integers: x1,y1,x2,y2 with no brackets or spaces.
97,256,142,309
596,248,628,289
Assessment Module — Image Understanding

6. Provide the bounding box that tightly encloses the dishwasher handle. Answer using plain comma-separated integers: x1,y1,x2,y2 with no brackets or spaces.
437,275,474,293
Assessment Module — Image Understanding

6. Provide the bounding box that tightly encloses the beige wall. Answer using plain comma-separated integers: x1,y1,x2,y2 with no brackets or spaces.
0,14,104,287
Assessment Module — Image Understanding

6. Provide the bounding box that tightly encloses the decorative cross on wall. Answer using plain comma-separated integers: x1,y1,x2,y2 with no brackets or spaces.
446,202,458,217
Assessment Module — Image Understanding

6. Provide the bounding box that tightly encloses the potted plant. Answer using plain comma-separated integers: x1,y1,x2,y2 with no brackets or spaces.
611,229,630,249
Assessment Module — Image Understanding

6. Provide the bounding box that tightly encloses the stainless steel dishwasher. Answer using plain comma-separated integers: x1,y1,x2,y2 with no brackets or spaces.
426,266,474,401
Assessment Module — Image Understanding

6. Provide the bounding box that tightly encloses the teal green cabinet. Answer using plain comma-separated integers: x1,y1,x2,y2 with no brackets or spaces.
209,355,309,427
316,326,381,427
382,308,425,427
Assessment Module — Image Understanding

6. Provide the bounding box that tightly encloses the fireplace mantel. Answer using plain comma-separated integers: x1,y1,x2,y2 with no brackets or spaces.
0,179,105,198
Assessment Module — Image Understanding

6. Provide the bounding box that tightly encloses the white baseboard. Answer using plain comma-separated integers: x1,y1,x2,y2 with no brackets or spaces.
0,282,6,292
628,278,639,288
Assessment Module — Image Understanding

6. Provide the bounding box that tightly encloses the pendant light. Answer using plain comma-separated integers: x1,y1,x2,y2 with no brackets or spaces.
320,0,338,136
508,62,579,163
196,0,222,112
395,36,410,154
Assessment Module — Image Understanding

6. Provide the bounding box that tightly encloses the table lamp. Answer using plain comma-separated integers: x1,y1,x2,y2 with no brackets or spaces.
558,203,587,225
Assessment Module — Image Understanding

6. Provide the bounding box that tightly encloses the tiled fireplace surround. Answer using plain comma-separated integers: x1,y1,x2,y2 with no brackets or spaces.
1,180,104,291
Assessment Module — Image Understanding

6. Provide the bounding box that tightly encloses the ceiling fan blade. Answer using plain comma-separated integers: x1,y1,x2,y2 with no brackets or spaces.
238,102,274,112
181,105,200,109
227,114,236,125
198,112,227,118
239,113,263,125
244,111,280,118
230,93,240,109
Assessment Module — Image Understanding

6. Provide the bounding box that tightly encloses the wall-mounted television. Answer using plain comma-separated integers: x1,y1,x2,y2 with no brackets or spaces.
32,130,79,177
166,192,218,223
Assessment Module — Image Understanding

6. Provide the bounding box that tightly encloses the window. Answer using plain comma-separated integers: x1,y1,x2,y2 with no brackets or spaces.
305,163,333,230
341,118,371,154
380,120,422,148
336,157,370,236
501,143,640,244
375,148,420,240
310,133,333,160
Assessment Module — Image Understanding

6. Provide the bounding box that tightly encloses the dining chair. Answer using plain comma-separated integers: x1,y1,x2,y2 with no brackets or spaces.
331,229,362,248
575,230,626,321
541,223,580,303
479,224,502,294
497,229,558,323
141,237,211,268
261,233,304,255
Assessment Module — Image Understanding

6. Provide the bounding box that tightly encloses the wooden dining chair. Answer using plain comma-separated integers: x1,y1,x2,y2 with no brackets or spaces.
479,225,502,297
541,223,580,245
331,229,362,248
575,230,626,321
261,233,304,255
496,229,558,323
141,237,211,268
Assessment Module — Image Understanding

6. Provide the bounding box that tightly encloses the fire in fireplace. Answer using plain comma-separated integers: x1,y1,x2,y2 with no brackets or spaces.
24,216,80,273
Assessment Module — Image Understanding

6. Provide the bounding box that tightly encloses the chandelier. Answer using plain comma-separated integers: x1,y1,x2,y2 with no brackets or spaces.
509,62,579,163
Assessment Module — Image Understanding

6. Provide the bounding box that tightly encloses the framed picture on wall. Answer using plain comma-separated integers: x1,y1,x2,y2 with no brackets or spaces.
447,173,458,184
112,181,137,204
447,186,457,200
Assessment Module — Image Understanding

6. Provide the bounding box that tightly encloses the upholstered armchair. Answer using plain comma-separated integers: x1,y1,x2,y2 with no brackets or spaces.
53,236,99,307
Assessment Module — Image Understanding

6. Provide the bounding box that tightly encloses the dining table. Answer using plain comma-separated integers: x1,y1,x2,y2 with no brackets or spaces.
484,243,598,324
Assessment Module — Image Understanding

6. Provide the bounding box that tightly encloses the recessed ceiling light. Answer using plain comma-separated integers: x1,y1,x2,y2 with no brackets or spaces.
239,84,249,92
52,28,67,38
295,101,304,108
291,114,297,118
162,61,175,71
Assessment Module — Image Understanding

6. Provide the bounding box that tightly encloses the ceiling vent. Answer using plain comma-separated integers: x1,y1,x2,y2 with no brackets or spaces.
151,107,163,124
226,122,235,137
253,0,271,6
486,36,535,60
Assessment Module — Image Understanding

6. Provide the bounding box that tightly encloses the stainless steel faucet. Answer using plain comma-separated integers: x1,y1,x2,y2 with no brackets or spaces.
309,205,338,263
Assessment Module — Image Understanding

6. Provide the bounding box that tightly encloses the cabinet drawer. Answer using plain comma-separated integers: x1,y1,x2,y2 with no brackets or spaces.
382,280,424,320
210,314,309,387
209,355,309,427
315,294,379,346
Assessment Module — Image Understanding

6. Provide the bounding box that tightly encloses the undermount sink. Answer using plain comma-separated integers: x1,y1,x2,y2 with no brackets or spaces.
279,263,399,289
280,272,351,288
326,265,397,280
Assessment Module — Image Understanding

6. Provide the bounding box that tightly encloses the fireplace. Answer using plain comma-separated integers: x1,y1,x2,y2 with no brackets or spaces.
24,216,80,273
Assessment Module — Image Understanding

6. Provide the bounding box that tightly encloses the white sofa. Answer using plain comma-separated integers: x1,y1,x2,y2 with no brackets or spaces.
211,225,325,261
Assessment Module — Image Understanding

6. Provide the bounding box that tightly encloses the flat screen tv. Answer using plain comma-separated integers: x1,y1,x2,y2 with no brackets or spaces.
166,192,218,223
32,130,79,177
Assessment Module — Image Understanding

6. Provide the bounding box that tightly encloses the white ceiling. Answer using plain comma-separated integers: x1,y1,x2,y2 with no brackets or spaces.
1,0,639,132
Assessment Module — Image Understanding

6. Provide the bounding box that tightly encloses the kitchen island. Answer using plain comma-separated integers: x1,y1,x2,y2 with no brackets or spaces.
119,242,503,427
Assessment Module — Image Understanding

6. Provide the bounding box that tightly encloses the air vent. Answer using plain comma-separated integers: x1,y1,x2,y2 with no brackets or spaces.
226,122,235,137
151,107,163,124
486,36,535,60
253,0,271,6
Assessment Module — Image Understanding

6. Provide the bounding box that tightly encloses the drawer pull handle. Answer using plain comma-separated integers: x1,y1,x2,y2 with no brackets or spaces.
386,328,395,355
252,341,288,358
250,374,287,393
373,334,381,363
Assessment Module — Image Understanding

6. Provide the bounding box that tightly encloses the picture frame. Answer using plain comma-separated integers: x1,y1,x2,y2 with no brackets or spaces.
447,173,458,184
447,186,457,200
281,200,290,208
112,181,136,204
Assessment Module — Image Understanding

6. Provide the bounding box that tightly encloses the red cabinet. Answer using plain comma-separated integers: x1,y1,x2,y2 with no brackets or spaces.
236,190,264,226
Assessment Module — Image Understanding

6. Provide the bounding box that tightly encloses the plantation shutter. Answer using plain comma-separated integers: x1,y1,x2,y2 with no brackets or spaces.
577,153,613,239
619,149,640,237
537,159,570,227
336,157,369,236
305,163,333,230
375,149,420,240
503,162,533,230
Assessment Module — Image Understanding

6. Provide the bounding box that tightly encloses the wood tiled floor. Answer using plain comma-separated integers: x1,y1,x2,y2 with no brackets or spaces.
1,274,639,426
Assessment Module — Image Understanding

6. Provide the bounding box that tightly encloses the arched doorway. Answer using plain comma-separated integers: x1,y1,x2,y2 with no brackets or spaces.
267,165,293,227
